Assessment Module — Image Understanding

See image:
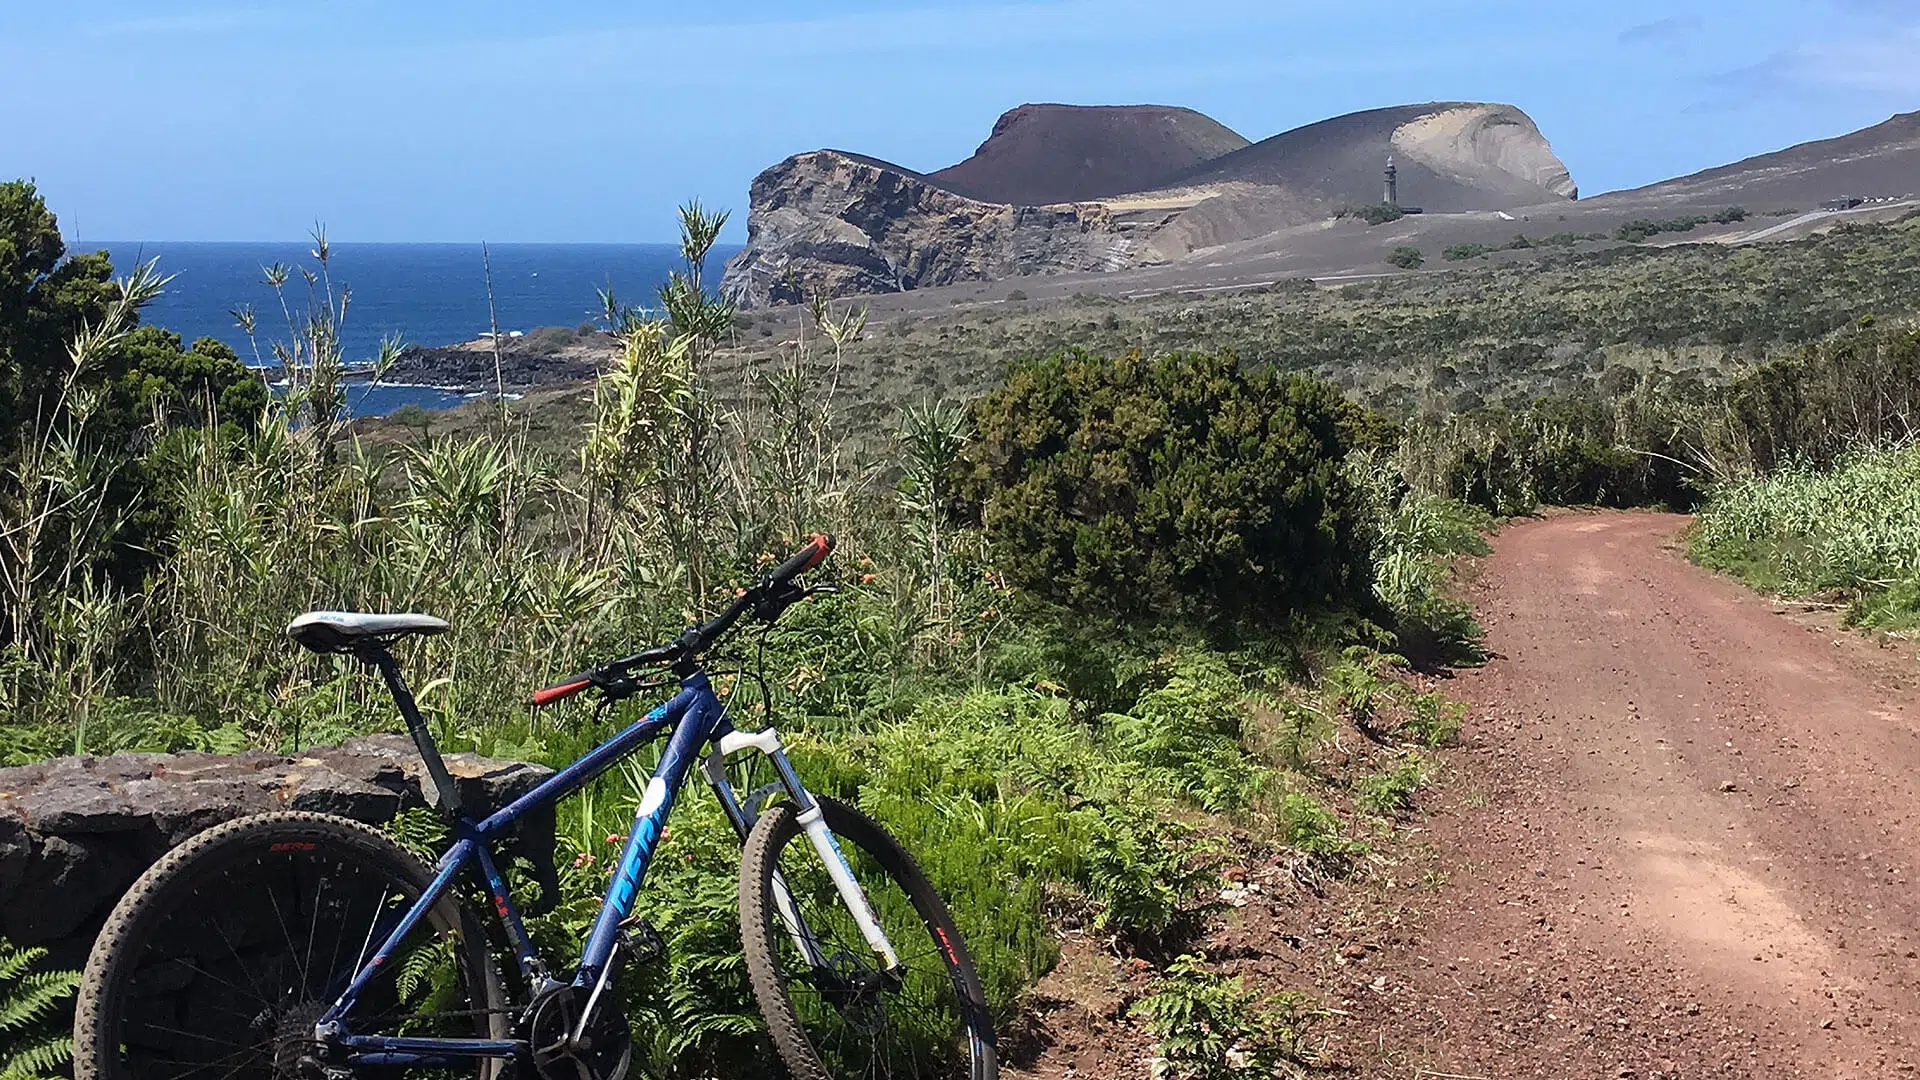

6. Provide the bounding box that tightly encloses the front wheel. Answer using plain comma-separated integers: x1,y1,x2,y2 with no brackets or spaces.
738,796,996,1080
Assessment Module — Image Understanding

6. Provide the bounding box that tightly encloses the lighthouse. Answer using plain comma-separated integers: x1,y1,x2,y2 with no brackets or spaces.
1384,155,1399,209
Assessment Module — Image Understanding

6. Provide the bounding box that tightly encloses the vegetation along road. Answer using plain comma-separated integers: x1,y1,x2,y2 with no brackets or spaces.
1363,512,1920,1079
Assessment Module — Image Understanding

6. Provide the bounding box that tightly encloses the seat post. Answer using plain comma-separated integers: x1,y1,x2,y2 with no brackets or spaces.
360,643,466,819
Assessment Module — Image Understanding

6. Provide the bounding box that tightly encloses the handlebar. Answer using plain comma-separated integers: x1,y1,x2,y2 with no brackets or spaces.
531,534,835,708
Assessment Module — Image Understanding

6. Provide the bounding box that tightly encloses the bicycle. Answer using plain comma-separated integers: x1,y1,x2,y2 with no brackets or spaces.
73,535,998,1080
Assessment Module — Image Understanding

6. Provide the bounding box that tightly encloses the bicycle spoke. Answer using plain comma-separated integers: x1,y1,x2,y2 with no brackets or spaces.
86,821,500,1080
263,873,308,997
351,885,392,979
205,902,281,1009
137,1040,269,1080
301,863,323,998
129,1020,253,1050
167,957,272,1007
323,876,358,1002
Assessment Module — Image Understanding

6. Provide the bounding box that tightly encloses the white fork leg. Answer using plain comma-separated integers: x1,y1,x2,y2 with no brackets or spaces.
710,728,903,969
704,746,829,968
794,801,901,968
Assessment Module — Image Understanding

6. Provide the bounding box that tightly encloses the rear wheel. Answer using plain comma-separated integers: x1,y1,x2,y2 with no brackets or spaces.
738,796,996,1080
73,812,508,1080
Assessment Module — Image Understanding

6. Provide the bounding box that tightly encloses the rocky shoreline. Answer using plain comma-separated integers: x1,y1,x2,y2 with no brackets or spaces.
379,330,615,389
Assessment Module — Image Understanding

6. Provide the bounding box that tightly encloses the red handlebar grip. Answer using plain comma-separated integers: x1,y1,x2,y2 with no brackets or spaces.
531,679,592,708
797,533,833,572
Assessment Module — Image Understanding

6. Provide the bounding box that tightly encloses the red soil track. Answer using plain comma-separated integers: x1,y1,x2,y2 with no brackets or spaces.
1364,511,1920,1078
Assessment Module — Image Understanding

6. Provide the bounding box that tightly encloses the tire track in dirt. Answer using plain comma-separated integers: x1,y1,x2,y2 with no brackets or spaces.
1355,511,1920,1079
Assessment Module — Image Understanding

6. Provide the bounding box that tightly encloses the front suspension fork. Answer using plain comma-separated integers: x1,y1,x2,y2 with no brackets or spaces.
703,728,902,972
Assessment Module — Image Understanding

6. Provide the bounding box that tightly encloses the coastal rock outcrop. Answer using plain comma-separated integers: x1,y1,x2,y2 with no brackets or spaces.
720,100,1581,306
720,151,1139,308
0,737,552,966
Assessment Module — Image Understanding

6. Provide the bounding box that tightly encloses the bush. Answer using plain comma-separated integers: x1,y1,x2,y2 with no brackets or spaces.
1399,385,1701,516
1443,244,1489,261
1616,212,1731,243
1387,246,1424,269
958,349,1370,622
1716,319,1920,474
1351,203,1405,226
1356,751,1431,816
522,324,579,355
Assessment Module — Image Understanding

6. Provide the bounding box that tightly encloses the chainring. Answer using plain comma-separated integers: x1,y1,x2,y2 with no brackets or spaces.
527,984,632,1080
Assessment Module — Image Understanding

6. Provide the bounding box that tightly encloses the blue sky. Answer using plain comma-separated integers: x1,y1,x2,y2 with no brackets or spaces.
3,0,1915,243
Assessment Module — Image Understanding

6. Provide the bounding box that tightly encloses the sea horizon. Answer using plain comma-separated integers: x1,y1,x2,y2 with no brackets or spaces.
86,239,741,416
93,239,741,356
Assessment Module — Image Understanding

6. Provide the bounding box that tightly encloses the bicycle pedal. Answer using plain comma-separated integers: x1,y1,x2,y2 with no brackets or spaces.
619,918,665,965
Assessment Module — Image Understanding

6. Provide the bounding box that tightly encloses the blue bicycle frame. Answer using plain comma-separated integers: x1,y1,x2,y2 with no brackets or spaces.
315,666,802,1068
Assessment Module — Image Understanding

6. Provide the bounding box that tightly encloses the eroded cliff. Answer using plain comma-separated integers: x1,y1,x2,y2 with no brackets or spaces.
720,151,1140,307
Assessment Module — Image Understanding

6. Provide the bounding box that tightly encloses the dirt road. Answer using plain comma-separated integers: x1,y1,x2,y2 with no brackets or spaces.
1359,511,1920,1079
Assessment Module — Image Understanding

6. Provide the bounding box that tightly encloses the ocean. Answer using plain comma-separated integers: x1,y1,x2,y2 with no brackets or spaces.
95,241,741,415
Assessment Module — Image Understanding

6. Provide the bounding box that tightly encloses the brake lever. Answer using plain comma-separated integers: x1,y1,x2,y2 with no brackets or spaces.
590,668,642,704
750,579,838,623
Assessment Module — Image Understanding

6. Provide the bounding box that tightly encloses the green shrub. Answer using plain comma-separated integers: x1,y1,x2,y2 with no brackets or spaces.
1716,320,1920,475
1134,955,1322,1079
522,324,579,355
958,349,1370,622
1350,454,1490,663
1443,243,1489,261
1402,691,1466,747
1386,246,1424,269
1083,811,1224,941
1104,652,1264,811
1616,212,1730,243
1349,203,1404,226
1278,792,1363,863
1399,385,1701,516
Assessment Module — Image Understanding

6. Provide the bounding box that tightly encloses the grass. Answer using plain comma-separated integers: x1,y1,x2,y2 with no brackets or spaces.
691,215,1920,427
1689,442,1920,632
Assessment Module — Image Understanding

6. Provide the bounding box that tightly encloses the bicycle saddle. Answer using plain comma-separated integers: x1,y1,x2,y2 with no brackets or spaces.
287,611,450,654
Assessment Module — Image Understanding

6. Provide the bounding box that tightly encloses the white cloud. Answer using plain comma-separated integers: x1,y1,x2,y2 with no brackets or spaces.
1618,15,1703,47
1789,28,1920,93
1725,25,1920,95
88,10,282,37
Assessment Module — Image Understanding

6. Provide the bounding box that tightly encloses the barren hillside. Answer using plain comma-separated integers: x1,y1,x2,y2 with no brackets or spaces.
1595,109,1920,210
926,103,1249,206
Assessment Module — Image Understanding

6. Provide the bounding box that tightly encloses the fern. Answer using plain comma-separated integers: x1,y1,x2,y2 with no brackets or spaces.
1134,955,1323,1079
392,935,457,1005
0,939,80,1080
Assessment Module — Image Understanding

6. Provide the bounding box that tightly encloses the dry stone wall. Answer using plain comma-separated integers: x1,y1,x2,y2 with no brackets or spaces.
0,735,553,967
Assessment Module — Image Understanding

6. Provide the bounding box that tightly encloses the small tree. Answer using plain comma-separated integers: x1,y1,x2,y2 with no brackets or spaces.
388,402,433,439
1387,246,1424,270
